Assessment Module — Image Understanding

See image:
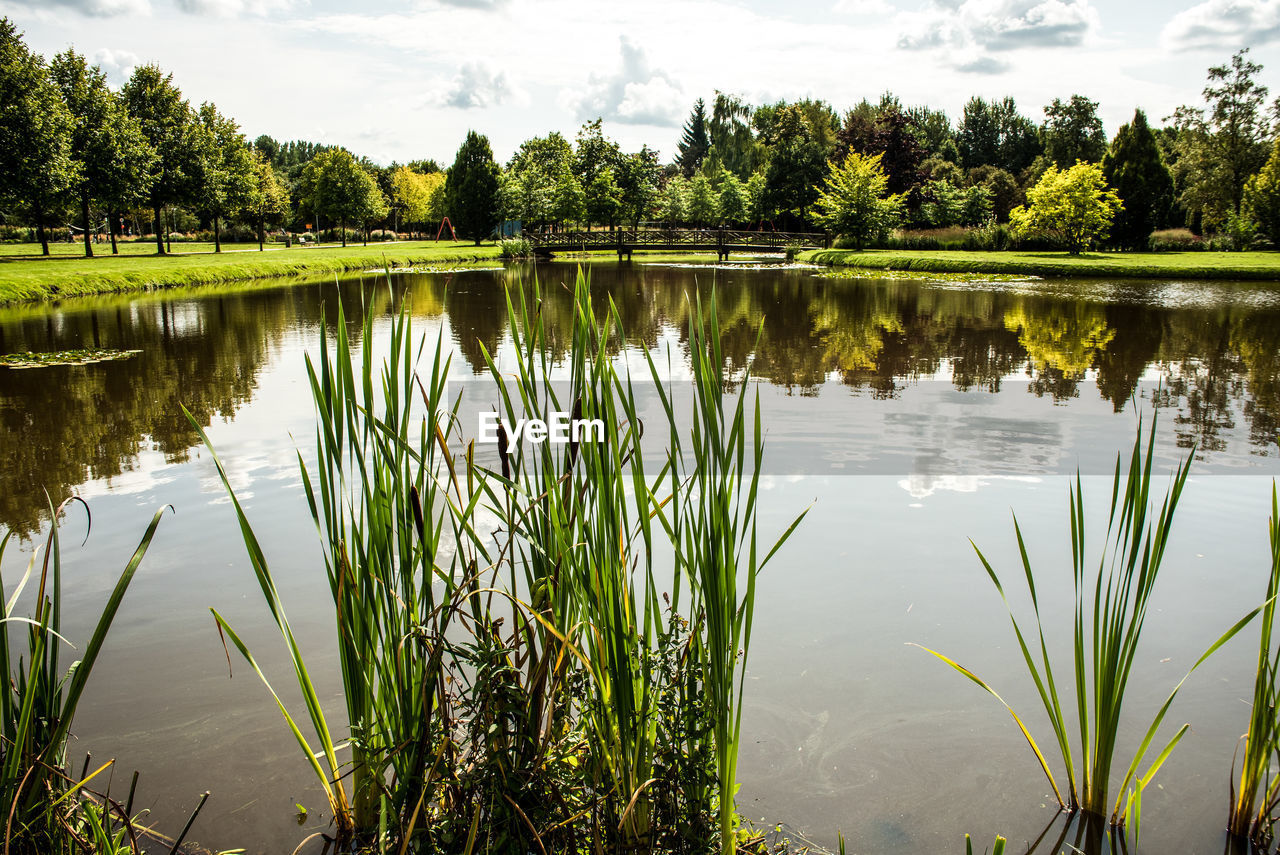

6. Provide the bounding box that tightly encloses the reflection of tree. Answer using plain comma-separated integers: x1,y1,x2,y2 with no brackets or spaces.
0,288,303,535
1004,302,1115,401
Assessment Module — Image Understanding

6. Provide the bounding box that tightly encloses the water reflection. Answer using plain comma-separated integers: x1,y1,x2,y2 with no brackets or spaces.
1,264,1279,535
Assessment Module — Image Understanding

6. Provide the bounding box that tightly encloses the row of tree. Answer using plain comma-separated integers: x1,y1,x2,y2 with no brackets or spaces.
6,11,1280,256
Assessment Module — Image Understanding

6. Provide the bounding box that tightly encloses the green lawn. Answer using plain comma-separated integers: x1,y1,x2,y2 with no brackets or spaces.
800,248,1280,280
0,240,503,302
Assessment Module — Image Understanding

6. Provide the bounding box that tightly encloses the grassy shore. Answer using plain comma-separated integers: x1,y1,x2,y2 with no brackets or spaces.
800,248,1280,279
0,240,502,303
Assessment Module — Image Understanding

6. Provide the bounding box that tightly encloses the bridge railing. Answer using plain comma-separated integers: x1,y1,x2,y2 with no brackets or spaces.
522,228,827,249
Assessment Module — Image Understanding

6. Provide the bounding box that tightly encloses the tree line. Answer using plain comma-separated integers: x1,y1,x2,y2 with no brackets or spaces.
6,12,1280,257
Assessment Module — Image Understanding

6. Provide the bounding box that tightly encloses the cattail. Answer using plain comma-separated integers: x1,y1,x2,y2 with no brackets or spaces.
497,419,510,480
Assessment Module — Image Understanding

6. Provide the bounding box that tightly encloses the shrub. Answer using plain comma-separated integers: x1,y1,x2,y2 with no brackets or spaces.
498,235,533,258
369,229,397,242
1148,229,1205,251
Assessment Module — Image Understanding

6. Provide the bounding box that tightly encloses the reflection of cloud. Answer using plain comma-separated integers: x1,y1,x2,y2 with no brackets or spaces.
897,0,1098,72
898,473,1041,499
21,0,150,16
566,37,684,126
1162,0,1280,50
433,62,516,109
93,48,141,86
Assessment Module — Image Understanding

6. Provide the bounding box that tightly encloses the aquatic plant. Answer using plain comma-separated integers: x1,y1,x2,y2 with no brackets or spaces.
1227,482,1280,848
0,499,168,854
919,418,1261,825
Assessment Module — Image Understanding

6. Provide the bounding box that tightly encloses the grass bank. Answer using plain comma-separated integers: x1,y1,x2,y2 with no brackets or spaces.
801,248,1280,280
0,240,502,303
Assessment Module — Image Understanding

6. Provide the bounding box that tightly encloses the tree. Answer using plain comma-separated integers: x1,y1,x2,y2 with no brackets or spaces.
573,119,622,193
390,165,431,235
444,130,500,244
686,173,717,225
836,105,928,199
967,165,1022,222
50,49,155,258
0,20,73,257
718,172,746,224
1245,139,1280,247
503,132,574,225
553,168,586,225
745,170,766,224
709,91,759,177
760,104,826,226
676,98,710,177
1010,161,1122,254
300,148,386,247
1042,95,1107,167
617,146,661,226
1102,109,1174,248
243,152,290,250
958,96,1041,174
813,151,905,249
658,176,688,223
585,167,623,227
1170,48,1272,226
424,171,447,226
123,64,197,254
193,102,254,252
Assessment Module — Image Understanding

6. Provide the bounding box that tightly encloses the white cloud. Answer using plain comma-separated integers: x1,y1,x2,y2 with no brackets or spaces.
174,0,303,17
433,61,516,109
1162,0,1280,51
16,0,149,16
92,47,140,85
833,0,893,14
897,0,1098,74
567,36,684,126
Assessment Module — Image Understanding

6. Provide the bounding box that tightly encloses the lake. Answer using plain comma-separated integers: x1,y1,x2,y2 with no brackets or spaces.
1,260,1277,854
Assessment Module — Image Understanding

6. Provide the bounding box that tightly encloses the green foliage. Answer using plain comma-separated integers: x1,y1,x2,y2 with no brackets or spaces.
1010,161,1122,253
617,145,662,225
193,101,255,251
957,96,1042,174
1227,484,1280,848
445,130,500,244
122,63,199,253
0,500,167,853
585,166,623,226
0,19,74,257
299,148,387,247
813,151,905,249
708,91,759,178
718,172,747,224
243,152,290,248
760,104,828,225
967,165,1022,222
1042,95,1108,167
1102,109,1174,248
920,419,1261,824
1170,49,1272,228
389,164,432,228
677,97,711,177
659,175,689,222
500,131,574,224
687,173,717,225
1245,139,1280,247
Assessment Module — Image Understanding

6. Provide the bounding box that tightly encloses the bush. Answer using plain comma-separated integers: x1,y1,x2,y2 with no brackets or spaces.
369,229,397,242
498,236,533,259
319,227,362,243
1148,229,1205,251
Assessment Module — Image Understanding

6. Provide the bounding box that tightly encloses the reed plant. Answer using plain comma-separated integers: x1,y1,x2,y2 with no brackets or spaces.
919,419,1260,826
0,499,168,854
1226,483,1280,848
201,268,804,854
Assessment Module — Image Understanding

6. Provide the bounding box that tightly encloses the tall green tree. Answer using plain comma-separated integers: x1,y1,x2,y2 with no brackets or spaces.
503,131,574,225
617,145,661,227
759,104,826,226
1245,139,1280,247
585,167,623,228
0,20,73,257
1042,95,1108,167
958,96,1042,175
676,98,710,178
717,172,747,224
1170,48,1272,226
709,91,758,177
123,64,197,254
194,102,254,252
300,148,386,247
813,151,904,249
445,131,500,244
50,49,155,258
658,175,688,223
573,119,622,194
686,173,717,225
243,151,290,250
1102,109,1174,248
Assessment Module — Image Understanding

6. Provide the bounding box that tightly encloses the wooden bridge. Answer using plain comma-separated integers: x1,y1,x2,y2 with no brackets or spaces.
523,228,830,260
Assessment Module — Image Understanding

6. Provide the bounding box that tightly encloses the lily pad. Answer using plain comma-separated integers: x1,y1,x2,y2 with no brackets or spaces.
0,348,142,369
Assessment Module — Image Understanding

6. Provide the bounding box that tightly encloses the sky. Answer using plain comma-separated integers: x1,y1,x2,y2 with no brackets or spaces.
8,0,1280,166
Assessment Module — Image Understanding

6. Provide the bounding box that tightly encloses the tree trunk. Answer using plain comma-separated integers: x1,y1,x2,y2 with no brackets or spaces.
165,207,172,254
81,192,94,258
35,199,49,256
154,204,166,254
341,217,347,247
109,211,119,254
259,215,265,251
213,214,222,253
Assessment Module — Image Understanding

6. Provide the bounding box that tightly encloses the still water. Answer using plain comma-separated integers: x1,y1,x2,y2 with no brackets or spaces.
1,261,1278,853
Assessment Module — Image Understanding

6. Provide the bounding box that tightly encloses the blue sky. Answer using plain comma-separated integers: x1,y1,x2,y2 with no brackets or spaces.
11,0,1280,165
